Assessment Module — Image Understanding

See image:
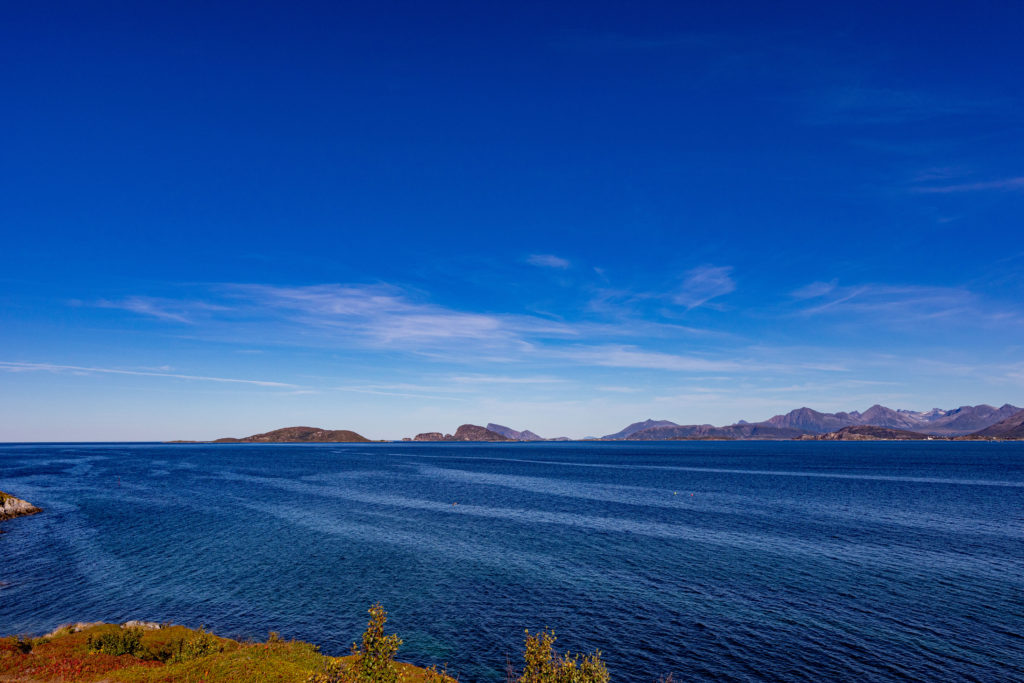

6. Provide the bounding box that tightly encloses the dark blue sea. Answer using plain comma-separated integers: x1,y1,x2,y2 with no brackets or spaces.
1,442,1022,681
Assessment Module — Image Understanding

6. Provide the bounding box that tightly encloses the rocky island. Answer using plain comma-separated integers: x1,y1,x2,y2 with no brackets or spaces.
797,425,941,441
171,426,372,444
0,490,41,523
412,424,511,441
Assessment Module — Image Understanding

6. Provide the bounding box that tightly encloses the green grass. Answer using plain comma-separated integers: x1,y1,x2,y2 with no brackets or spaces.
0,623,430,683
1,609,609,682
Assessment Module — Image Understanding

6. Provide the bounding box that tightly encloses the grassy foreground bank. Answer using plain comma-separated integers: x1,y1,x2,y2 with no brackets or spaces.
0,605,609,683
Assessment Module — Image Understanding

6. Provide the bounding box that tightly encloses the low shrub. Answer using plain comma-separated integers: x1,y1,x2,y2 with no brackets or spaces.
424,663,457,683
515,629,609,683
87,627,143,657
168,626,223,663
308,603,403,683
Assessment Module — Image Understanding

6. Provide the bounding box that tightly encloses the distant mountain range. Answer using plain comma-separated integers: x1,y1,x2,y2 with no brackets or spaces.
601,404,1022,440
486,423,545,441
764,404,1021,436
967,409,1024,439
601,419,679,440
171,404,1024,445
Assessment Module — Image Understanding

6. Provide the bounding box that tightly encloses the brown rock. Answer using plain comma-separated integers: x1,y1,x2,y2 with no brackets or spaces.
0,491,42,522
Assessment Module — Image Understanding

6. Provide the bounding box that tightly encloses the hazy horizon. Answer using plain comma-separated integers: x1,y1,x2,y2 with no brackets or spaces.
3,2,1023,441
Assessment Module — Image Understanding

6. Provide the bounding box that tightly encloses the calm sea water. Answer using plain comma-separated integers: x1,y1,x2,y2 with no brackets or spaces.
1,442,1022,681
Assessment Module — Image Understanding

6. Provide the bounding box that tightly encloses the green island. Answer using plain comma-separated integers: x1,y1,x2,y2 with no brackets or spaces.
0,605,609,683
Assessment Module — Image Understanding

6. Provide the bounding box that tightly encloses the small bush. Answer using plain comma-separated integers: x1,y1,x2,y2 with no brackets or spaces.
308,603,403,683
166,626,223,663
424,662,457,683
515,629,609,683
308,657,348,683
87,627,143,657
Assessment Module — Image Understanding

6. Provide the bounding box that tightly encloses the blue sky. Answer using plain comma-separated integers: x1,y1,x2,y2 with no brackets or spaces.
2,1,1023,440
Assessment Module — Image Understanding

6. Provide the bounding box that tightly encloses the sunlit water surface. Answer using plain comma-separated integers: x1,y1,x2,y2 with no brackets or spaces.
1,442,1022,681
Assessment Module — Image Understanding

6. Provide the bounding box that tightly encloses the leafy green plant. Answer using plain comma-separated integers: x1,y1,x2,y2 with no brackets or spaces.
87,627,143,657
166,626,223,663
308,603,404,683
515,629,609,683
424,662,457,683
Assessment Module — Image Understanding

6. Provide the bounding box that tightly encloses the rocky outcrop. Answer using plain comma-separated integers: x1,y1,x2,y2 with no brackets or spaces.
210,426,370,443
797,425,937,441
0,491,41,522
453,424,511,441
412,425,511,442
413,432,450,442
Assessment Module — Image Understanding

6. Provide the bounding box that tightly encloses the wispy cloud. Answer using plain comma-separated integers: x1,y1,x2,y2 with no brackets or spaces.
0,361,296,387
527,254,571,269
226,283,551,347
911,176,1024,194
93,296,227,324
83,276,1023,398
217,283,724,358
673,266,736,309
95,297,194,323
786,281,1024,326
332,385,466,401
791,280,838,299
450,374,567,385
794,283,973,318
90,275,738,373
553,345,742,372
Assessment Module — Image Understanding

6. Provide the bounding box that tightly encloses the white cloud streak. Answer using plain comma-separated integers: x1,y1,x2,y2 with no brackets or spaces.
553,345,742,372
332,385,466,401
912,176,1024,194
450,375,567,385
94,296,228,324
227,283,576,347
673,266,736,309
791,282,980,319
527,254,571,269
0,361,296,388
